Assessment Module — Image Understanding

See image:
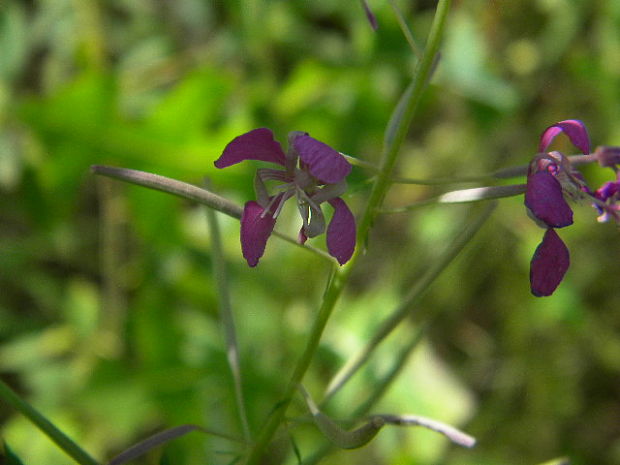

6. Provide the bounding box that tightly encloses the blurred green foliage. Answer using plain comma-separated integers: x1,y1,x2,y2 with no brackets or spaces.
1,0,620,464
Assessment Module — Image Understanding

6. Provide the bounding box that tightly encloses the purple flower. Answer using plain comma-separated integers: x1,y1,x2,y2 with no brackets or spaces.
594,178,620,223
525,171,573,229
525,119,620,296
525,120,589,296
215,128,356,267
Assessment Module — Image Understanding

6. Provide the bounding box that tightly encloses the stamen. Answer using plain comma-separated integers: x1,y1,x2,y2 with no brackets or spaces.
272,190,295,219
273,182,294,192
259,194,283,219
297,186,321,213
258,168,292,182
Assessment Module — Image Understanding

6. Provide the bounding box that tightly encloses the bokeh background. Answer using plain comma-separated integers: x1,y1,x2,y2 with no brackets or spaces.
1,0,619,464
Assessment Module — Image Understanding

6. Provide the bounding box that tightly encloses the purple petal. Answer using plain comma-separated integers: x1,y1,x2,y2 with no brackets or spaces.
525,171,573,228
530,228,570,297
539,120,591,155
214,128,286,169
361,0,378,30
595,181,620,202
595,146,620,168
240,200,278,267
293,134,351,184
326,198,356,265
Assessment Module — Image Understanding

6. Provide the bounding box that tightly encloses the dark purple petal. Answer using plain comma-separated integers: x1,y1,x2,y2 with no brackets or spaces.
293,134,351,184
525,171,573,228
214,128,286,169
240,200,278,267
530,228,570,297
539,120,590,155
360,0,378,30
326,198,356,265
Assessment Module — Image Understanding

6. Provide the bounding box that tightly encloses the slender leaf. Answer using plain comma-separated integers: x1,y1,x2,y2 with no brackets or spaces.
107,425,243,465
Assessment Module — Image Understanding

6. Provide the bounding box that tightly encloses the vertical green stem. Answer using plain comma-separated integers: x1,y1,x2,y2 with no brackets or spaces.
0,378,100,465
204,180,251,442
243,1,453,463
356,0,453,246
244,266,346,464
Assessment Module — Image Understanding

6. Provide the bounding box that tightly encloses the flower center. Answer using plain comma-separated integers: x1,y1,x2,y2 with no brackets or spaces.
294,168,317,191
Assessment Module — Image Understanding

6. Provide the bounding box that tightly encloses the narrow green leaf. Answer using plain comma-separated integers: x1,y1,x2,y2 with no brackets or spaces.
381,184,526,214
300,386,384,449
324,202,496,400
1,442,26,465
0,379,99,465
384,81,414,148
289,435,303,465
108,425,198,465
107,425,243,465
388,0,424,58
300,385,476,451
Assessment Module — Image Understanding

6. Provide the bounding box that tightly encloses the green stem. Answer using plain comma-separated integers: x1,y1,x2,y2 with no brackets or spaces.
380,183,526,214
204,179,251,442
301,321,455,465
323,202,495,402
347,152,597,186
342,155,497,185
91,165,334,262
303,206,493,465
351,321,429,417
391,173,497,185
356,0,452,244
243,1,453,463
388,0,424,59
0,378,99,465
244,266,347,464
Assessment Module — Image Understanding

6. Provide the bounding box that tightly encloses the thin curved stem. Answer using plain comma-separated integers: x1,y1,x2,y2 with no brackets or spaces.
388,0,424,59
91,165,242,218
380,184,526,214
204,179,251,442
91,165,334,263
342,154,495,185
344,153,597,185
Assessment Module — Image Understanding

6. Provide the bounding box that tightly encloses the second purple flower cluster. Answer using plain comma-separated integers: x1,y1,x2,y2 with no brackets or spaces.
525,120,620,296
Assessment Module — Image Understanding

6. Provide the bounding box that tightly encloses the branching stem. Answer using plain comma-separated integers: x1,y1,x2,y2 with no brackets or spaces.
243,1,453,462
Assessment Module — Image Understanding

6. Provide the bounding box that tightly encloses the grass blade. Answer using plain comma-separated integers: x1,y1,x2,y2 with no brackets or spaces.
204,178,251,442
